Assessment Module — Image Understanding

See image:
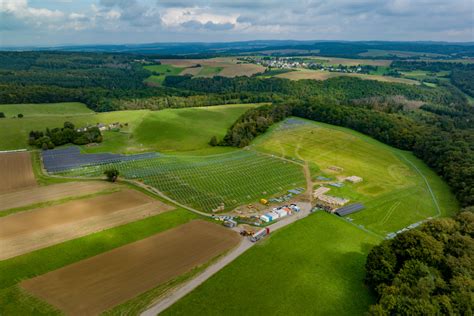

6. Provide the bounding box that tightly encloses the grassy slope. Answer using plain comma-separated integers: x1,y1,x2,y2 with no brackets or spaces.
0,102,93,117
0,104,258,154
253,118,458,235
0,209,199,315
133,104,259,154
164,212,379,316
143,64,184,85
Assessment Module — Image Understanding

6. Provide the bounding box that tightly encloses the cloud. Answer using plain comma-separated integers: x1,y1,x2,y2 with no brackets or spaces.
1,0,473,46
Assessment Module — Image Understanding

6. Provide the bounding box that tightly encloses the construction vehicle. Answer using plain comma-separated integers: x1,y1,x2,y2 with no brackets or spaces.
250,227,270,242
260,198,269,205
223,219,237,228
240,229,254,236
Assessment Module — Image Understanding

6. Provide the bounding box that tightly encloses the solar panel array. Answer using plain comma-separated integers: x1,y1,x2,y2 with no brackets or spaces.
335,203,365,216
42,146,158,173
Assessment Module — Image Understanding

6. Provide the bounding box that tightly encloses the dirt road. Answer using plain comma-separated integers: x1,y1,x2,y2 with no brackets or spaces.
22,220,239,316
142,202,312,316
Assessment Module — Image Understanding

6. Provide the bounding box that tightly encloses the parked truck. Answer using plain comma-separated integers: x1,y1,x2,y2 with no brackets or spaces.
223,219,237,228
250,227,270,242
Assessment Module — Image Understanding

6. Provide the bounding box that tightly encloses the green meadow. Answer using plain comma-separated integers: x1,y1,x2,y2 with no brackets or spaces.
143,64,184,85
0,102,93,117
163,212,380,316
253,118,458,235
0,103,259,154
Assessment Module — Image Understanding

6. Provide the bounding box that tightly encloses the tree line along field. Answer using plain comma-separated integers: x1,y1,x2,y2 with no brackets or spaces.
0,103,259,154
58,150,306,212
163,211,380,316
253,118,458,236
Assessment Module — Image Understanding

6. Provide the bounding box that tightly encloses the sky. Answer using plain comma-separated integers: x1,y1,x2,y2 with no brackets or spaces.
0,0,473,46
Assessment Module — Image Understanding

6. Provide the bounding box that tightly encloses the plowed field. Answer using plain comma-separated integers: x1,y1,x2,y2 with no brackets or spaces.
0,151,36,193
22,220,240,315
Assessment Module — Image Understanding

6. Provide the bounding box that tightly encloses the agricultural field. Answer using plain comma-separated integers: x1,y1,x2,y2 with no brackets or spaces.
0,102,93,117
160,57,265,77
57,150,306,212
253,118,458,236
276,69,419,85
0,151,37,193
143,64,184,85
0,189,173,259
163,211,380,316
359,49,446,58
305,56,392,67
0,181,115,213
0,208,201,315
21,220,239,315
0,103,258,154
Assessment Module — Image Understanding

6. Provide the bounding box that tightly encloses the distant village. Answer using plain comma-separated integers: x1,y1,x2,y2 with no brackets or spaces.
240,56,377,74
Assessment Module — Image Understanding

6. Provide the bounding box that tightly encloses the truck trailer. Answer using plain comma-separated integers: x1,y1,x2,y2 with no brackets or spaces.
250,227,270,242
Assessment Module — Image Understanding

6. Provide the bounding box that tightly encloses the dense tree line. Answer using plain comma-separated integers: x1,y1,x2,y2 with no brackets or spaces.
391,61,474,72
451,69,474,97
219,104,294,147
365,210,473,315
29,122,102,149
164,75,466,108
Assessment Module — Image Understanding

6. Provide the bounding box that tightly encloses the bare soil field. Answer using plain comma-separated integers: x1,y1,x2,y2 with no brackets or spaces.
0,189,173,259
277,69,419,85
161,57,264,77
0,151,36,193
0,181,115,212
22,220,240,315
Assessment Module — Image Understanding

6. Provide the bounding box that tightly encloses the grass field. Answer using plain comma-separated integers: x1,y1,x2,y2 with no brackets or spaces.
163,211,379,316
253,118,458,235
0,103,258,154
58,150,306,212
143,64,184,85
0,102,93,117
0,208,199,315
305,56,392,67
276,69,419,85
132,104,259,154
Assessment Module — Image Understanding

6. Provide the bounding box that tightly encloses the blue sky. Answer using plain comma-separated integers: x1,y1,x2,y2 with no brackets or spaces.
1,0,473,46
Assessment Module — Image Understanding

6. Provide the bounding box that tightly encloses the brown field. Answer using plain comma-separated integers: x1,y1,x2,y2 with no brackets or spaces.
161,57,265,77
22,220,240,315
311,56,393,67
0,189,173,259
0,151,36,193
276,69,419,85
0,181,116,212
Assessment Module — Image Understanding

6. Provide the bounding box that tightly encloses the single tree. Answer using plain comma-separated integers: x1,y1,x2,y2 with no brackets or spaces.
18,113,23,118
104,168,119,182
209,136,218,146
0,112,5,118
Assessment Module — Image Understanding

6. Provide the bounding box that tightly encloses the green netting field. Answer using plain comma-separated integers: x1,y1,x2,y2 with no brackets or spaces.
59,150,305,212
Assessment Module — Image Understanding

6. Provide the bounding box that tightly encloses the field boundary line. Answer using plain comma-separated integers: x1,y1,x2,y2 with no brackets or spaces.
396,153,441,217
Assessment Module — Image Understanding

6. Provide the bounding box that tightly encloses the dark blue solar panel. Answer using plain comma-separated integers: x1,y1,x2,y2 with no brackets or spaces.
335,203,365,216
42,146,158,172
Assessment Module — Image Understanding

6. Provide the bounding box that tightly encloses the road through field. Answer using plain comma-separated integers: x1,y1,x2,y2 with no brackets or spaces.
142,202,312,316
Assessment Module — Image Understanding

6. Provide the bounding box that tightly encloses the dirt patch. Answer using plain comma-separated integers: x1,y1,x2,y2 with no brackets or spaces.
0,189,174,259
161,58,264,77
22,220,240,316
0,181,116,212
0,151,36,193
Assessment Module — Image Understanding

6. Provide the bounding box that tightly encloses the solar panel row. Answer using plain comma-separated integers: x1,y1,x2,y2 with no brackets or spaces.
335,203,365,216
42,146,158,172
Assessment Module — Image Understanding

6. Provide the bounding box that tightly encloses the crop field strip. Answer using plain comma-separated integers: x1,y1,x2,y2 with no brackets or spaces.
57,150,305,212
21,220,240,316
0,151,37,193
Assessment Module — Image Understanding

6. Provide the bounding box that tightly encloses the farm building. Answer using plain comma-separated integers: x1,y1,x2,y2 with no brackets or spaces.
313,186,330,198
345,176,363,183
334,203,365,216
317,194,349,206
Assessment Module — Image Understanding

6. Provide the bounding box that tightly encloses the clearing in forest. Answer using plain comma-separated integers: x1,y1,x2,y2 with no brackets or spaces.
21,220,239,316
253,118,458,235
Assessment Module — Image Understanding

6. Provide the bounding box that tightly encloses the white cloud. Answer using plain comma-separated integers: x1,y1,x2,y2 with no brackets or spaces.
161,7,239,29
